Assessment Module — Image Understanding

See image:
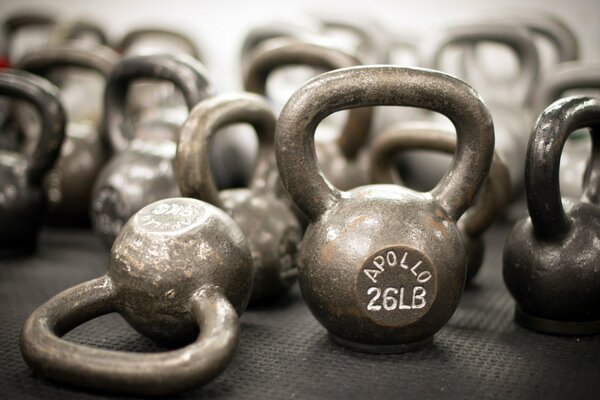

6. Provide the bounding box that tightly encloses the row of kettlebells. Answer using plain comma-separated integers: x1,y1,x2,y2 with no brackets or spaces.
11,66,600,396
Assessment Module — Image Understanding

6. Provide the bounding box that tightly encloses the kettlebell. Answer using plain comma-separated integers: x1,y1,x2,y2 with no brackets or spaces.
369,122,511,283
416,23,540,196
91,54,212,246
21,197,253,395
503,96,600,336
0,70,65,255
244,37,373,190
276,66,494,352
15,44,119,225
2,12,56,65
177,93,302,301
461,12,578,84
535,62,600,199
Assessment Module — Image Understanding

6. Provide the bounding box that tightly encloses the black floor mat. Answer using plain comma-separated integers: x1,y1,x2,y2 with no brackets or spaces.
1,224,599,399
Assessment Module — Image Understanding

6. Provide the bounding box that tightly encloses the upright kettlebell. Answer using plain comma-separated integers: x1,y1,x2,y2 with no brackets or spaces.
0,70,65,255
91,54,212,246
370,122,511,283
1,12,56,65
276,66,494,352
244,37,373,190
177,93,302,301
503,96,600,335
21,197,254,395
15,44,119,225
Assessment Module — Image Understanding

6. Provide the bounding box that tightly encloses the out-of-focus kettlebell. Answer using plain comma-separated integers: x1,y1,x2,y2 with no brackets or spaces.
91,54,212,246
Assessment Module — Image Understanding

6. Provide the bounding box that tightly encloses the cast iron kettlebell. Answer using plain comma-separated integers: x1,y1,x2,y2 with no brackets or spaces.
369,122,511,283
1,12,56,65
276,66,494,352
503,96,600,335
91,54,212,246
244,37,373,191
15,44,119,225
21,197,253,395
0,70,65,255
177,93,302,301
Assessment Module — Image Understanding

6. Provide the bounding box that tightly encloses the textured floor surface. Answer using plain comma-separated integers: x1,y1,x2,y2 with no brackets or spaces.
1,224,599,399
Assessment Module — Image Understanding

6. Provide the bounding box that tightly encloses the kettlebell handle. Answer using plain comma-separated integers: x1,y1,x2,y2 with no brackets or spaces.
421,23,540,107
20,276,239,396
276,65,494,222
176,93,277,208
536,62,600,113
0,70,66,185
526,96,600,240
104,54,213,153
369,122,511,238
243,38,373,160
15,43,118,78
117,28,202,60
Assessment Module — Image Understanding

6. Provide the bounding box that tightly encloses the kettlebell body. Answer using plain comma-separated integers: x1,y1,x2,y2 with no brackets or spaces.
21,197,253,395
503,96,600,335
276,66,494,352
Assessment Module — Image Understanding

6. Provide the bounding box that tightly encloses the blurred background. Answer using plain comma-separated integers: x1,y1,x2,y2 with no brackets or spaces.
1,0,597,93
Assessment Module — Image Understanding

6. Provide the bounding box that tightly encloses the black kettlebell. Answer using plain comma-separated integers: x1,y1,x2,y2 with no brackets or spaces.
91,54,212,246
503,96,600,335
0,70,65,255
369,122,511,283
244,37,373,191
15,43,119,225
276,66,494,352
177,93,302,301
21,197,254,395
1,12,56,65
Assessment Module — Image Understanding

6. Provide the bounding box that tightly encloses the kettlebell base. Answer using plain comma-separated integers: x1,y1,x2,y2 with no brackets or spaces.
329,333,432,354
515,308,600,336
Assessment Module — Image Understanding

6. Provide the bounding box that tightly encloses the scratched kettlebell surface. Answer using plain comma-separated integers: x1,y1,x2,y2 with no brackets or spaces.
1,225,599,400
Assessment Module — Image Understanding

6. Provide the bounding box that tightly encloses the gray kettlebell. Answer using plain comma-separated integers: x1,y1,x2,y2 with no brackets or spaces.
91,54,212,246
21,197,253,395
369,121,511,283
503,96,600,336
15,43,119,225
276,66,494,352
0,70,65,255
177,93,302,301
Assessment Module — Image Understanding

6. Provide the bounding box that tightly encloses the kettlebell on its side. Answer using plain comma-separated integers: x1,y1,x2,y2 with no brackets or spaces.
177,93,302,302
276,66,494,352
15,44,119,225
369,122,511,283
91,54,212,247
503,96,600,335
0,70,65,255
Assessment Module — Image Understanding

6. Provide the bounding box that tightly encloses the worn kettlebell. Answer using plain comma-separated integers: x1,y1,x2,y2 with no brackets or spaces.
15,44,119,225
0,70,65,255
244,38,373,191
370,122,511,283
536,62,600,199
418,23,540,196
503,96,600,335
21,197,253,395
177,93,302,301
276,66,494,352
91,54,212,246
